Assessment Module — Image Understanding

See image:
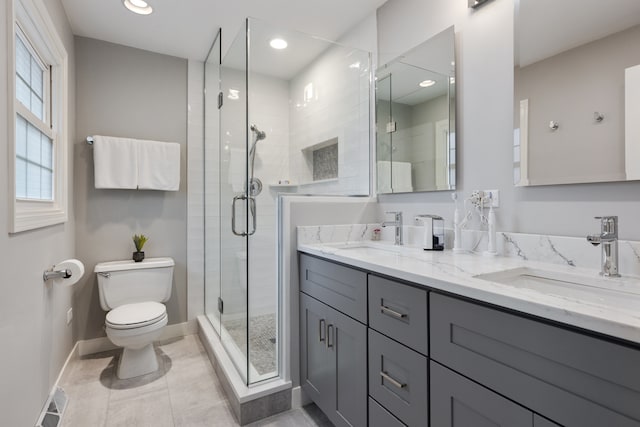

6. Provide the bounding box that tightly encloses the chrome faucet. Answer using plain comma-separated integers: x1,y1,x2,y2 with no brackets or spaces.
586,216,620,277
382,211,403,245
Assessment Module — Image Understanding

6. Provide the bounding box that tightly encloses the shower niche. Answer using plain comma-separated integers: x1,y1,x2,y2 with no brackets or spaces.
203,18,371,388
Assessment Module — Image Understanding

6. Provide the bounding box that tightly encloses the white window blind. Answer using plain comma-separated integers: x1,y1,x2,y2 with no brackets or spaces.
15,30,54,201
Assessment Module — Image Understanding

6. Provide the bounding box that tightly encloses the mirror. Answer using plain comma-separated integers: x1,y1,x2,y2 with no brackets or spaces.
376,26,456,194
514,0,640,186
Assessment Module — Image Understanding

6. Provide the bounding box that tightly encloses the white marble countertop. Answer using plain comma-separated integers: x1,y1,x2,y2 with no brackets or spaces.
298,240,640,345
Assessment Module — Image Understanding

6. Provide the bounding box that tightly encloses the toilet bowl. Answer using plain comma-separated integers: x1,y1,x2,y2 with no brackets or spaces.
95,258,174,379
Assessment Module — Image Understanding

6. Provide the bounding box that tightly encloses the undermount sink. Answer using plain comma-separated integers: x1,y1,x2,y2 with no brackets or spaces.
475,267,640,310
322,241,403,254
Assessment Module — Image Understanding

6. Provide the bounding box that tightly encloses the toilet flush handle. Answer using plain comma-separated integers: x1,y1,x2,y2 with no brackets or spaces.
97,272,111,278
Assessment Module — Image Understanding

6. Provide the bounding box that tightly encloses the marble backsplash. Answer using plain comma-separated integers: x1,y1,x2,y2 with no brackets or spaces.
297,224,640,277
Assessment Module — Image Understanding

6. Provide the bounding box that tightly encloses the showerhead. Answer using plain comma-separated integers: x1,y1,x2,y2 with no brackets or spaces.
250,124,267,141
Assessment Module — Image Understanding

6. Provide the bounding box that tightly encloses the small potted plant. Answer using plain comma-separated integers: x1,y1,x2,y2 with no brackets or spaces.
132,234,148,262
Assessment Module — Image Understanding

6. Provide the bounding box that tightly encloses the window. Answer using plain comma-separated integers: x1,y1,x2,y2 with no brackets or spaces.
9,0,68,232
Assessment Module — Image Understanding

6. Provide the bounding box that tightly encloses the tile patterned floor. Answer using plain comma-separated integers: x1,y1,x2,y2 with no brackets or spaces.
224,313,277,376
59,335,331,427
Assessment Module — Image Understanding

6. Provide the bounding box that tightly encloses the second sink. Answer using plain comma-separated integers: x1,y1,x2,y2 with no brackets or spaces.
474,267,640,310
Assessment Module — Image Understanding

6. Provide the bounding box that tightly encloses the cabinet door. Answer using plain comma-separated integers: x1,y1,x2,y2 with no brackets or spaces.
430,361,533,427
331,304,368,427
300,293,335,415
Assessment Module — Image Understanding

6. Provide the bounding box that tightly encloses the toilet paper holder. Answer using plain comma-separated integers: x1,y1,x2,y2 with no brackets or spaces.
43,267,72,282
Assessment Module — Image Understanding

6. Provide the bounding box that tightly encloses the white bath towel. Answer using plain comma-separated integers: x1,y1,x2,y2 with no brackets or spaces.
93,135,138,189
137,139,181,191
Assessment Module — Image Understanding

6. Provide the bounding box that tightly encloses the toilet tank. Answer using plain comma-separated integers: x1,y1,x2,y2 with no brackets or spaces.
94,257,174,311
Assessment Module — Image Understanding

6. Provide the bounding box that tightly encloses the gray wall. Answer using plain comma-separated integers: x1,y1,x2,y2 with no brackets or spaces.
516,25,640,185
74,37,188,340
0,0,76,425
376,0,640,241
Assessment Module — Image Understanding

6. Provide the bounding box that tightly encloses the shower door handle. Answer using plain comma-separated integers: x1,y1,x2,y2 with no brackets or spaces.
248,196,257,236
232,194,248,237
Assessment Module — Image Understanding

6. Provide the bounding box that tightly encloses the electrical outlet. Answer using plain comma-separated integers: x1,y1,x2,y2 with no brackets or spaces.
484,189,500,207
66,308,73,325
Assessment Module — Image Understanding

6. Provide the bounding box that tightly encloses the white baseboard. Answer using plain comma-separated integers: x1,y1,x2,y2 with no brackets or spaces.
291,386,311,409
77,320,197,356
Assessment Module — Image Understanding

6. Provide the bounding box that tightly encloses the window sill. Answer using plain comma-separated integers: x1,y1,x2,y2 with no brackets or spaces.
12,204,67,233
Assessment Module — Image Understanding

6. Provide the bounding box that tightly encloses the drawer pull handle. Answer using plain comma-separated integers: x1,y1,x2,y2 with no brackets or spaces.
380,305,407,319
380,371,406,389
319,319,326,342
327,324,334,349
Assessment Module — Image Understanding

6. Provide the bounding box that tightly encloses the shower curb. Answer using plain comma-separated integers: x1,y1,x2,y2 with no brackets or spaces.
197,316,292,425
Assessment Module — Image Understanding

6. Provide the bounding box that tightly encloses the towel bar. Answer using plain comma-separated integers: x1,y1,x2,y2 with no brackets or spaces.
86,136,94,145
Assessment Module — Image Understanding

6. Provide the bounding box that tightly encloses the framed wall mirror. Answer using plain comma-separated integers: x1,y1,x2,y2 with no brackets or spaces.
376,26,456,194
514,0,640,186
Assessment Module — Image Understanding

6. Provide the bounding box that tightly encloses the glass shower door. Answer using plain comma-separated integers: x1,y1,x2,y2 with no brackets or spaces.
219,24,250,383
204,30,221,334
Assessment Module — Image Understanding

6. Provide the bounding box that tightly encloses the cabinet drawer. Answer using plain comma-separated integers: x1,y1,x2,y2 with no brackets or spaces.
368,275,428,354
431,361,532,427
369,398,406,427
431,293,640,427
368,329,428,427
300,253,367,322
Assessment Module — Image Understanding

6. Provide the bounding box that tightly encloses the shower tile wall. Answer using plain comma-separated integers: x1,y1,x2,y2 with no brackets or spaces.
289,44,370,195
214,68,288,323
248,72,290,319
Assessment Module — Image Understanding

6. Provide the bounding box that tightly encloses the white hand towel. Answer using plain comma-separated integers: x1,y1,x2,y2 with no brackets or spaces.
93,135,138,189
137,140,181,191
377,160,413,193
392,161,413,193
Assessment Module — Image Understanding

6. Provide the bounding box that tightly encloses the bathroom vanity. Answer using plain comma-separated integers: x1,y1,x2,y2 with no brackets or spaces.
298,242,640,427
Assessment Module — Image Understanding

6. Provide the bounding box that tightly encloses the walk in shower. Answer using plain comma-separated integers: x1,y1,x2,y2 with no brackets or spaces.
203,18,371,386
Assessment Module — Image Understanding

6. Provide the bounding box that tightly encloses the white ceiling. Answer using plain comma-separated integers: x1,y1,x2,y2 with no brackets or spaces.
516,0,640,67
378,64,449,106
220,20,356,81
61,0,388,61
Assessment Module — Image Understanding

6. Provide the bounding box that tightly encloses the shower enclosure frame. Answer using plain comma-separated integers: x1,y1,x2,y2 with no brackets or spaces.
204,19,282,387
203,17,373,390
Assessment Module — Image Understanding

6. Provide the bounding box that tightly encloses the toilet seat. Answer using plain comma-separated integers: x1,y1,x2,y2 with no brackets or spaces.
106,301,167,330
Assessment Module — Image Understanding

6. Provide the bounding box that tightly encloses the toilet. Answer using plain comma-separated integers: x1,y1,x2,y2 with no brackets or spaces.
94,257,174,379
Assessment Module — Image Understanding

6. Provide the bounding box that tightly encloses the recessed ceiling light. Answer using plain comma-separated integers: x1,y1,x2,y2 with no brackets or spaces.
270,38,288,50
123,0,153,15
419,79,436,88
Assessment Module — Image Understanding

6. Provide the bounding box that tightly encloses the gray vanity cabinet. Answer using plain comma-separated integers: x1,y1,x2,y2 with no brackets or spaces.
299,255,367,427
430,293,640,427
299,251,640,427
430,361,533,427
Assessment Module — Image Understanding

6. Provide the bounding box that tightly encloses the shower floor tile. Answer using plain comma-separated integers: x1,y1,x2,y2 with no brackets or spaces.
224,313,277,376
59,334,329,427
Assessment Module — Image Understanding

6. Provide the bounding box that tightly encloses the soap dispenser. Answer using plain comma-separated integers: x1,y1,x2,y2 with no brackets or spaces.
415,215,445,251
